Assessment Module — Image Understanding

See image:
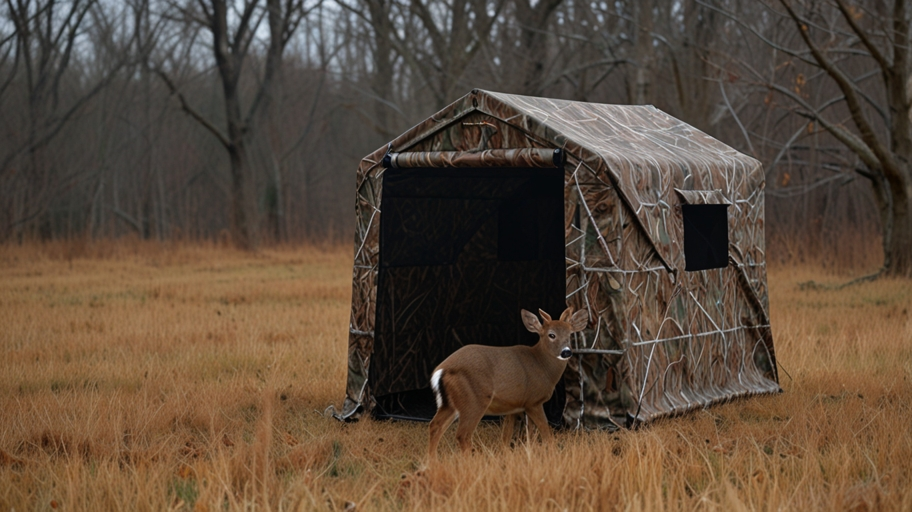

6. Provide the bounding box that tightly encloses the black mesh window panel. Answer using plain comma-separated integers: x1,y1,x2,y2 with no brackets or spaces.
682,204,730,271
372,167,567,425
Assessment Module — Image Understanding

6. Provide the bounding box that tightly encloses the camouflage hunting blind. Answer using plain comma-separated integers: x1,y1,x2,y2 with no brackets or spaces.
337,89,779,429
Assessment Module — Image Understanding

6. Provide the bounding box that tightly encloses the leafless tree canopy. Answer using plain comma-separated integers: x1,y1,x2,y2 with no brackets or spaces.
0,0,908,272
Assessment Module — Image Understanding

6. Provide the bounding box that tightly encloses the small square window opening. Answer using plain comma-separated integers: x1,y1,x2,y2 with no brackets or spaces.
682,204,729,271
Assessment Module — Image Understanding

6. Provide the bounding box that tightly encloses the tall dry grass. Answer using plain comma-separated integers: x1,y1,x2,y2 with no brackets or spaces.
1,240,911,511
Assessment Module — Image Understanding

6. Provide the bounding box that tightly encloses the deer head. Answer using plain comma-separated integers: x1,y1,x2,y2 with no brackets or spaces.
521,307,588,360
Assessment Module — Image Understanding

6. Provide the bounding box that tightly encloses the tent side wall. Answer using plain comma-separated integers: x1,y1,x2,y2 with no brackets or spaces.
569,150,778,426
612,191,778,424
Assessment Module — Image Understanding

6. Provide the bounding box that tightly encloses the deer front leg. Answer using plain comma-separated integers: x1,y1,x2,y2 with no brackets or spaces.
526,405,553,443
501,413,519,446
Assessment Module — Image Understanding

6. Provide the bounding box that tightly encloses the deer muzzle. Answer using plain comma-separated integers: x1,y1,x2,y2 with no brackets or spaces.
559,347,572,360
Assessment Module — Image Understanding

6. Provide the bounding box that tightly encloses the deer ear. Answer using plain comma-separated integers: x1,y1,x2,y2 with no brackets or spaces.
569,309,588,332
521,309,542,333
559,307,573,322
538,309,552,322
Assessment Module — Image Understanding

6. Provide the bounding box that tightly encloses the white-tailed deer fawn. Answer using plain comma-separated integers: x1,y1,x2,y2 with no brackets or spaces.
427,307,588,460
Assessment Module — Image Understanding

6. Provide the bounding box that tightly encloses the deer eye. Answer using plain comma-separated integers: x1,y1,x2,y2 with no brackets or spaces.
548,332,556,340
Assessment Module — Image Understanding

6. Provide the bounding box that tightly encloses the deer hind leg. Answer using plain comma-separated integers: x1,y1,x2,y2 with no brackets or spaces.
428,405,458,460
447,383,490,454
526,405,553,443
454,404,486,454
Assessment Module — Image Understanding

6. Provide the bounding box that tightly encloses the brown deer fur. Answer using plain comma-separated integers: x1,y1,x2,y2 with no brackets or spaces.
427,307,588,460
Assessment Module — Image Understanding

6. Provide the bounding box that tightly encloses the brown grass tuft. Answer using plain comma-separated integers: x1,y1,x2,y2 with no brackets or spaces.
1,241,911,510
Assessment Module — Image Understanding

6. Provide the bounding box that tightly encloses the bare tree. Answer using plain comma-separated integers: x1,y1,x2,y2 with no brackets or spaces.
347,0,401,138
510,0,564,95
157,0,311,249
728,0,912,277
655,0,722,132
354,0,503,110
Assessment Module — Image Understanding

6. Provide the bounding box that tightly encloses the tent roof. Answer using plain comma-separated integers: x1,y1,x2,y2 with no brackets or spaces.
481,90,756,172
377,89,764,271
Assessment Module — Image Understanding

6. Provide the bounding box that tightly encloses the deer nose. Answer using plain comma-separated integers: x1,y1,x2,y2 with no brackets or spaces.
559,347,572,360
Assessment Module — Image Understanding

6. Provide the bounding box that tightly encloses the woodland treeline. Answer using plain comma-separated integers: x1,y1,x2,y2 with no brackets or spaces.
1,0,909,274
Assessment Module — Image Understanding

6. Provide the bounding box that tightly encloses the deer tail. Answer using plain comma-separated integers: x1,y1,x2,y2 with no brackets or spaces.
430,368,447,409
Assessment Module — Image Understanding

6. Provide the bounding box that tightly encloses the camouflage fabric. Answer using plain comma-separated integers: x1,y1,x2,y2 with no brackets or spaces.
337,89,779,428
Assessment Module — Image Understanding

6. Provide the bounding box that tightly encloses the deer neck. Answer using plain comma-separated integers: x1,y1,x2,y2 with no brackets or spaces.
532,338,568,377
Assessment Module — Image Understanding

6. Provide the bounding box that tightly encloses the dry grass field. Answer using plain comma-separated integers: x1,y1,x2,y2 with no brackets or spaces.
1,240,911,511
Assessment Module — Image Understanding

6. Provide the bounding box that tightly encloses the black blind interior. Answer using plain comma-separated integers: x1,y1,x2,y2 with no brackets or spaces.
372,167,567,424
682,204,730,271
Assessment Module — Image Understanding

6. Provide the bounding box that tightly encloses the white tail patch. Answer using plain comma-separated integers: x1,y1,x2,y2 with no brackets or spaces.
431,369,444,409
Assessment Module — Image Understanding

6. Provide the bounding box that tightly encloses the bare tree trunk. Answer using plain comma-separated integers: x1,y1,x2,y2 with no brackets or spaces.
258,0,307,243
211,1,254,248
630,0,654,105
882,171,912,275
136,0,167,240
882,2,912,276
364,0,397,138
513,0,563,95
155,0,259,249
663,0,718,132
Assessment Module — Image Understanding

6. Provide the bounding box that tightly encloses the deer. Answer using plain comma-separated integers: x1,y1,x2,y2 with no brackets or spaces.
427,307,588,460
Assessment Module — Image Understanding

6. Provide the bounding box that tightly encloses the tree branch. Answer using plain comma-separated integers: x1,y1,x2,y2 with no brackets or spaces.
113,208,143,234
155,68,231,150
778,0,897,177
539,59,631,92
694,0,819,67
833,0,891,73
718,78,756,156
754,68,881,171
1,55,127,177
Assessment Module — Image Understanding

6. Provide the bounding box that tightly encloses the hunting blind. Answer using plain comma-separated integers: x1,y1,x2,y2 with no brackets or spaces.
335,90,779,429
